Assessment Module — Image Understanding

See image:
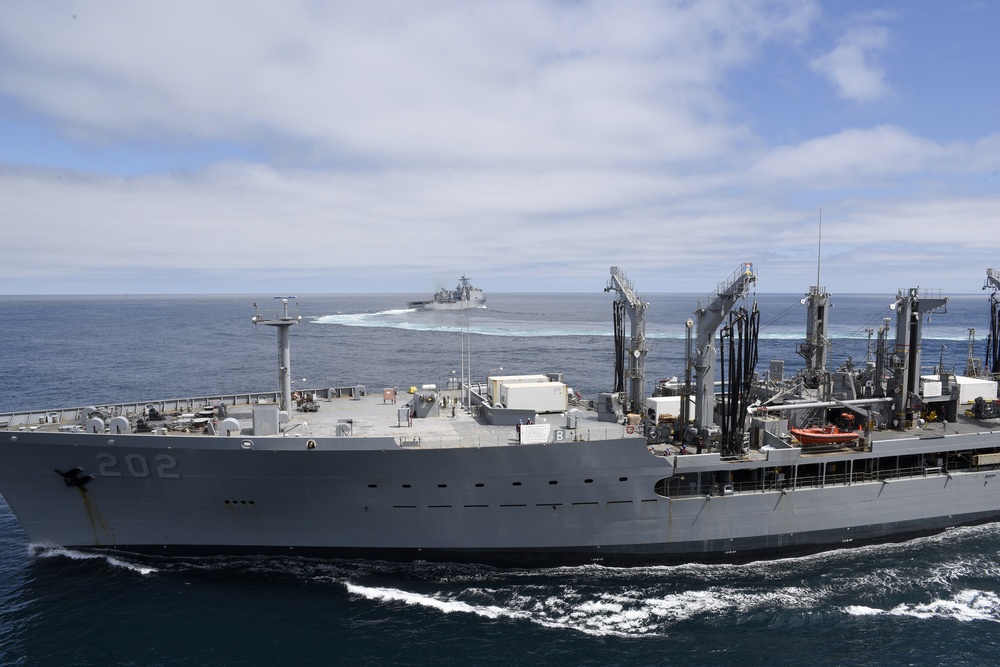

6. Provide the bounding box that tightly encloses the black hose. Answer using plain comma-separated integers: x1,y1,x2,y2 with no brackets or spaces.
613,301,626,393
987,293,1000,374
719,303,760,457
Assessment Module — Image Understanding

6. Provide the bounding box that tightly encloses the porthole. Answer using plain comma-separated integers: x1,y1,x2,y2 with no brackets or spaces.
475,483,485,488
584,479,594,483
512,482,522,486
548,480,558,485
619,477,628,482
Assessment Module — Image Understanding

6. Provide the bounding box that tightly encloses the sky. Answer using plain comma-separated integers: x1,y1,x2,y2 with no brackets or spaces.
1,0,998,296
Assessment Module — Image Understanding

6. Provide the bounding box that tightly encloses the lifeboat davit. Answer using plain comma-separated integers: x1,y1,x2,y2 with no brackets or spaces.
789,425,861,446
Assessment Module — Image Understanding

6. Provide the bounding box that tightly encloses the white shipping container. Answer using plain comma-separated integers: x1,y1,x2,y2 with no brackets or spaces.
920,380,942,398
922,374,999,404
489,374,549,402
501,382,568,413
954,375,998,404
646,395,696,420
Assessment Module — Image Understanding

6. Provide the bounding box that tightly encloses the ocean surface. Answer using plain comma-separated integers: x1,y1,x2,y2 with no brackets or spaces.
2,289,1000,665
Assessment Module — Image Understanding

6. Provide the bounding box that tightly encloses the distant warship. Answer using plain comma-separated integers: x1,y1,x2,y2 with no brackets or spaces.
407,275,485,310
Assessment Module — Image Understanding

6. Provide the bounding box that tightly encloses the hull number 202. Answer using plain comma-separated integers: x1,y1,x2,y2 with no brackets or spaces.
96,453,180,479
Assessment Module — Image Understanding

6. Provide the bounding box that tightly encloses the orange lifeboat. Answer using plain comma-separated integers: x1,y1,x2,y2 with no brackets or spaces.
789,425,861,446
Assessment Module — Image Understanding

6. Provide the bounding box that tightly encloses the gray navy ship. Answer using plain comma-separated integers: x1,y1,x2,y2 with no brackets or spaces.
407,275,486,310
3,265,1000,567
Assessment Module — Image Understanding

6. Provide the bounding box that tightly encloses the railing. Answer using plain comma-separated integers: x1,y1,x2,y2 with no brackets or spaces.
400,426,637,449
697,262,755,312
0,386,373,431
0,393,276,430
660,464,961,498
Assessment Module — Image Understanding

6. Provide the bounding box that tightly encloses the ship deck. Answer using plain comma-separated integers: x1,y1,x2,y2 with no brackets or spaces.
0,386,642,449
4,386,1000,457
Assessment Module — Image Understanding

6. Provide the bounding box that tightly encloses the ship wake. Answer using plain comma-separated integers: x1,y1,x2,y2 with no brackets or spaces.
28,544,158,576
332,524,1000,637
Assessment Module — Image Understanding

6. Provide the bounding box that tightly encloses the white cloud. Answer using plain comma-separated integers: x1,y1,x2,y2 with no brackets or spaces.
751,125,943,183
1,1,999,295
0,0,814,167
810,24,890,102
3,149,998,295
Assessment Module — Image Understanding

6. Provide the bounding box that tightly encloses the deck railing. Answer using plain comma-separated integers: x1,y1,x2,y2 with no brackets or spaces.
660,464,964,498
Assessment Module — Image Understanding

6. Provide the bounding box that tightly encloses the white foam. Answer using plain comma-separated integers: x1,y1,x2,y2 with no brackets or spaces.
29,543,158,575
314,313,613,337
344,582,508,620
844,589,1000,623
843,605,883,616
344,524,1000,637
344,577,835,637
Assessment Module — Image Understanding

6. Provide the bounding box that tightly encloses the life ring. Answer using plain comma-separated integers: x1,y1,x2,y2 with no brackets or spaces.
626,424,635,434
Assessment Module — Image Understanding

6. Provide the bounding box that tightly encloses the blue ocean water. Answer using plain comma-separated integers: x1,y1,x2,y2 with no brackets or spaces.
2,289,1000,665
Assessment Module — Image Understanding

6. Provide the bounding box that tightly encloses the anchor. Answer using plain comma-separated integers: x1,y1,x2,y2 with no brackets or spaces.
54,467,95,490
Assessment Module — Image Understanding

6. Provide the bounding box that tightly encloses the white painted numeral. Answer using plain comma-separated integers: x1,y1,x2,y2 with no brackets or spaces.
125,453,150,478
96,452,180,479
154,454,180,479
96,453,122,477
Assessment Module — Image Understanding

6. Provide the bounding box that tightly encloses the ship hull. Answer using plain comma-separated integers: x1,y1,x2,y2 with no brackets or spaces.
420,298,486,311
4,429,1000,566
408,295,486,310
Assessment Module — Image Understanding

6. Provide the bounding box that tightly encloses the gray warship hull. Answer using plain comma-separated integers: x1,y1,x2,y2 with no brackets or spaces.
3,390,1000,567
413,296,486,311
4,269,1000,567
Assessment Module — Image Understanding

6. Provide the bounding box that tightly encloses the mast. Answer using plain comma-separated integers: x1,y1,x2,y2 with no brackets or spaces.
252,297,302,411
798,211,831,394
798,286,831,391
816,209,822,290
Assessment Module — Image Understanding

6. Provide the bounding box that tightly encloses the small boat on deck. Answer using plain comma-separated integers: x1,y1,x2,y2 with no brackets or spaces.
789,425,861,446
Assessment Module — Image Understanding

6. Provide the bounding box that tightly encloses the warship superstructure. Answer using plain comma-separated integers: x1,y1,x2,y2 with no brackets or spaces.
2,268,1000,567
407,275,486,310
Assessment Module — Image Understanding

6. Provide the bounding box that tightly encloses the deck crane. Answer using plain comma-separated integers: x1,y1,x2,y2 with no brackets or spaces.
605,267,649,415
690,263,756,445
